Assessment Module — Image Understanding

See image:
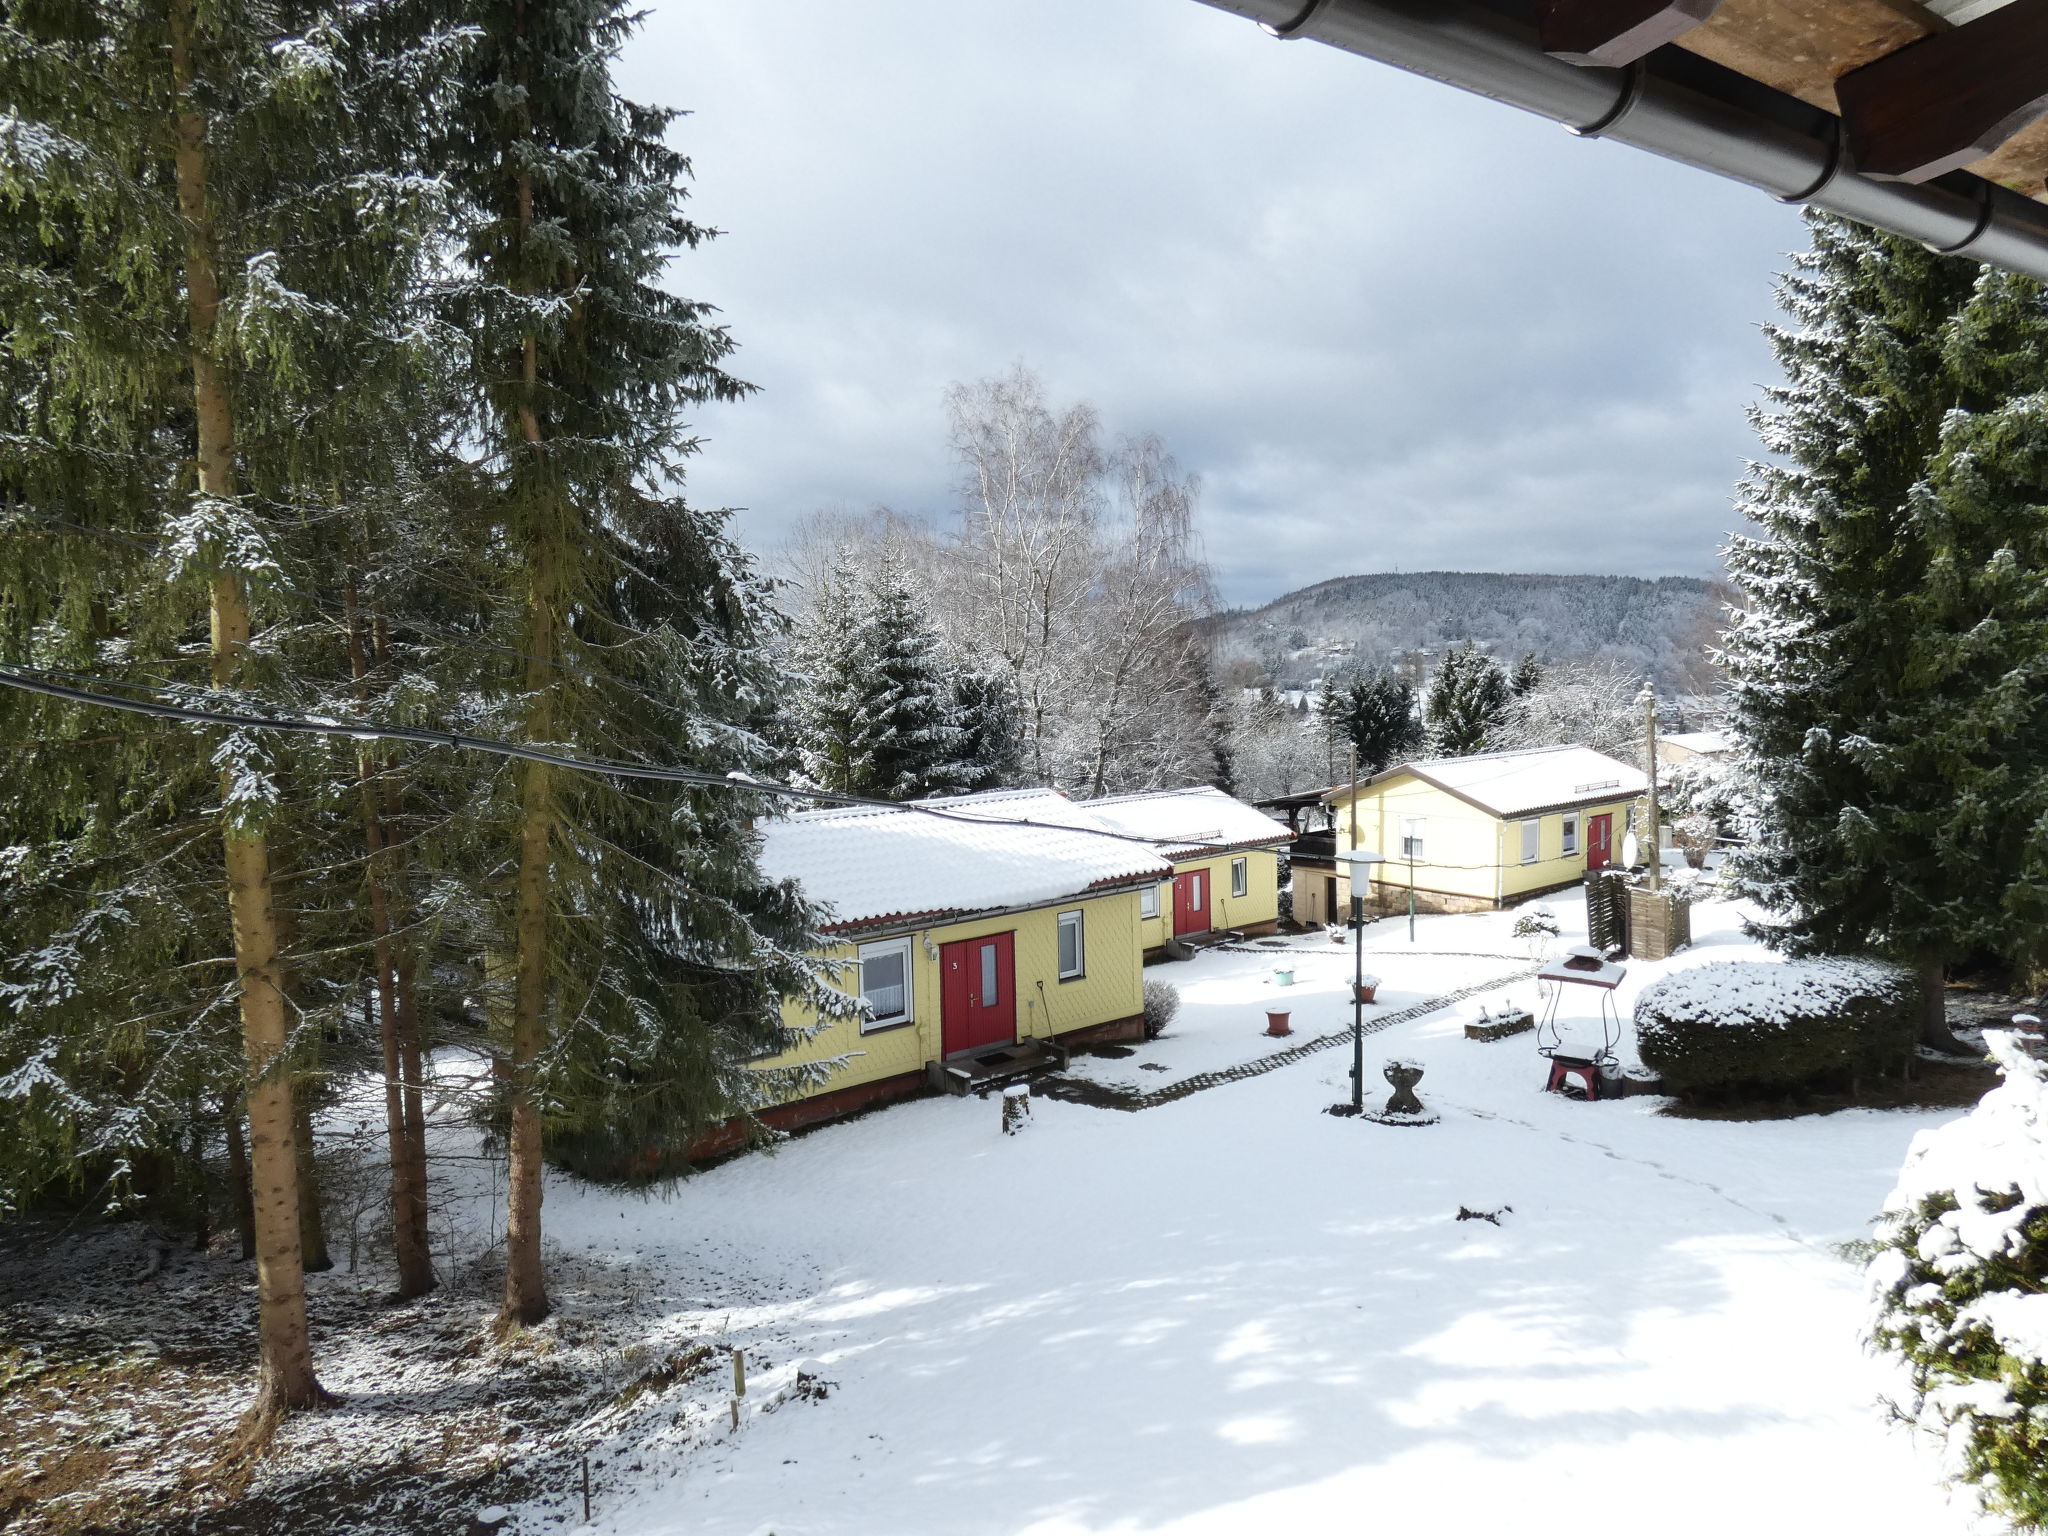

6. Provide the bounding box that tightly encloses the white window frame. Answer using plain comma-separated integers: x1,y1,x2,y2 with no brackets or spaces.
1520,818,1541,864
1561,813,1579,856
1400,816,1426,861
1231,856,1250,898
1139,883,1160,920
855,937,913,1032
1057,909,1085,981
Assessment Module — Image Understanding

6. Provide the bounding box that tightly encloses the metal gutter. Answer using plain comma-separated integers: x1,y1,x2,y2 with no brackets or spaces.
1191,0,2048,282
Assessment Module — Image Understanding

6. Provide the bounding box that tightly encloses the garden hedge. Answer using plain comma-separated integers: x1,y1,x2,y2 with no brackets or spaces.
1632,956,1916,1096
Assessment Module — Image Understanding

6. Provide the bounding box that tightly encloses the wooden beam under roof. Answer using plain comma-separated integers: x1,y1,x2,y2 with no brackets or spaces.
1667,0,2048,198
1835,0,2048,181
1536,0,1723,64
1671,0,1930,110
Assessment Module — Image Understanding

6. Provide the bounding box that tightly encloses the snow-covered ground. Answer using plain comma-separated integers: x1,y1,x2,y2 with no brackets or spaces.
481,893,1997,1536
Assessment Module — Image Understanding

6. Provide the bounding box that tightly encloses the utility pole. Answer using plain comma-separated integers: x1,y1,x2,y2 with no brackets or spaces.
1347,748,1364,1114
1641,685,1662,895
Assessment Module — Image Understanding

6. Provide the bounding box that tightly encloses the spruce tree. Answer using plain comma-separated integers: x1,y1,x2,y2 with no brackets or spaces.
438,0,836,1327
1332,670,1422,775
1726,213,2048,1043
1313,673,1347,782
1424,643,1511,757
791,564,873,794
1511,652,1543,696
858,559,973,800
949,669,1023,792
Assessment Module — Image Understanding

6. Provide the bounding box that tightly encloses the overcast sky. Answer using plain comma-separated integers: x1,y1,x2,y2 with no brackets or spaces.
614,0,1808,609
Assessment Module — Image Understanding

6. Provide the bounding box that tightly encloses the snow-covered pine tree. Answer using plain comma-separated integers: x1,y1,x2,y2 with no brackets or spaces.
858,558,974,800
437,0,841,1326
1510,652,1543,696
790,563,874,795
1424,643,1511,758
1313,673,1347,783
949,668,1024,792
1339,669,1423,775
1724,212,2048,1045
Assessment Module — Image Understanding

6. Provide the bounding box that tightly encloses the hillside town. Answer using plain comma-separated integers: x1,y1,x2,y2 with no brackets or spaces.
4,3,2048,1536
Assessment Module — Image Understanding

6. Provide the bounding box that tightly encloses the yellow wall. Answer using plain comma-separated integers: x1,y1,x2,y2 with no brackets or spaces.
759,887,1147,1103
1329,775,1638,908
1202,848,1281,934
1136,848,1281,947
1137,877,1171,951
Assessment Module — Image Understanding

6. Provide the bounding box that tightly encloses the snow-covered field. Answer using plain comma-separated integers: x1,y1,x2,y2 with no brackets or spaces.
484,895,1996,1536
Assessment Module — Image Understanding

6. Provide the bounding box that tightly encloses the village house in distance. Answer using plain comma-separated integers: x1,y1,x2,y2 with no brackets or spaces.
723,786,1290,1149
1318,745,1648,917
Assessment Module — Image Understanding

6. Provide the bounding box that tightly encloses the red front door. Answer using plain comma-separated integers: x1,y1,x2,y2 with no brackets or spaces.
1587,814,1614,870
940,931,1016,1056
1172,869,1209,936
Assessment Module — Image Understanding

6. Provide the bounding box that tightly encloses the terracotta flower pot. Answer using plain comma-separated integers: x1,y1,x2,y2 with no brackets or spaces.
1265,1010,1293,1037
1353,983,1378,1005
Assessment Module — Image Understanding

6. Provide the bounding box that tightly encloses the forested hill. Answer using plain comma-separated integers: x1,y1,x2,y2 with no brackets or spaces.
1208,571,1730,694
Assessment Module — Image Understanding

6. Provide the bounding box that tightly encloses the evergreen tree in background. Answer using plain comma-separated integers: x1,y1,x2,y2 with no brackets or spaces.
791,565,874,794
1328,670,1421,775
1424,644,1511,757
1724,212,2048,1044
1511,652,1543,696
848,559,973,800
949,669,1024,792
1314,673,1347,782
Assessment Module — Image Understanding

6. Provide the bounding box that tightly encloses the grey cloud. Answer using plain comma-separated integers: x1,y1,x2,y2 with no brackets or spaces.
619,0,1800,606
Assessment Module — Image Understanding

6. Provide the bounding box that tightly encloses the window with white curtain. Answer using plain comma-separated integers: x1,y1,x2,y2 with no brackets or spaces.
856,938,913,1030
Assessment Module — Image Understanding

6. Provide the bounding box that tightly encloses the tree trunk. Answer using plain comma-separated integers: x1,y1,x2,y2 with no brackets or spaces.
345,590,435,1297
1918,959,1966,1053
498,160,553,1332
292,1083,333,1273
223,1094,256,1261
500,756,553,1329
170,0,328,1415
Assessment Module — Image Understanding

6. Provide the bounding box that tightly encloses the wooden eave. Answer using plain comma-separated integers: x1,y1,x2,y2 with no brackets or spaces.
1561,0,2048,197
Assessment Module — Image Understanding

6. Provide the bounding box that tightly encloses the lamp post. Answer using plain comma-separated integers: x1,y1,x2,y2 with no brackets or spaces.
1338,848,1386,1113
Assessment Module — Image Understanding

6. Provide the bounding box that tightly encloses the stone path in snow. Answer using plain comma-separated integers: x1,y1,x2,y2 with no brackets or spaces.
1038,962,1534,1112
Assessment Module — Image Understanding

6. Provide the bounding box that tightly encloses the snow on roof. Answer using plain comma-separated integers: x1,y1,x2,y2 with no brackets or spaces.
1329,745,1649,819
1079,785,1293,858
757,788,1171,934
1661,730,1731,756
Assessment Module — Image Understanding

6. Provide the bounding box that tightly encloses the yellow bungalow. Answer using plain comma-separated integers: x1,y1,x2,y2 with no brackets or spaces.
717,788,1170,1148
1322,745,1648,915
1081,787,1293,957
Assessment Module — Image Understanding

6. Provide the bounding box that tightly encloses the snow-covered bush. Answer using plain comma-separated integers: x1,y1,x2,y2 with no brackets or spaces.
1868,1032,2048,1528
1142,980,1180,1040
1673,811,1718,869
1633,957,1915,1097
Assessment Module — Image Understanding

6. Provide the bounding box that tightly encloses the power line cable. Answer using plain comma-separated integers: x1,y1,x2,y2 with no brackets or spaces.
0,663,1260,857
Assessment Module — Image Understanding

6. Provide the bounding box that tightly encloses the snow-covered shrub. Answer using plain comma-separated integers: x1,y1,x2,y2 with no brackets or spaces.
1633,957,1915,1097
1868,1032,2048,1528
1142,980,1180,1040
1673,811,1718,869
